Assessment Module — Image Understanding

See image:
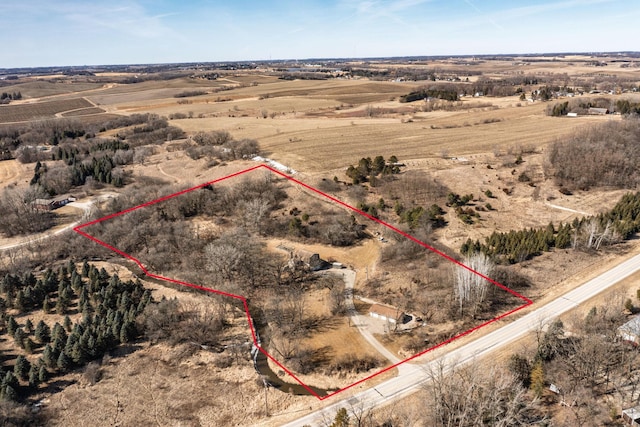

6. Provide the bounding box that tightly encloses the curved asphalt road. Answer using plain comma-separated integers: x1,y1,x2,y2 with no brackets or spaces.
282,251,640,426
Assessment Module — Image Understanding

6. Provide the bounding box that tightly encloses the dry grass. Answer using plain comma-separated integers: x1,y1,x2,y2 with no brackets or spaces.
0,159,31,189
3,60,639,424
160,100,597,173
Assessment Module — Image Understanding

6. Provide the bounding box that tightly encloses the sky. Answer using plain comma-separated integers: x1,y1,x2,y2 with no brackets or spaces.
1,0,638,68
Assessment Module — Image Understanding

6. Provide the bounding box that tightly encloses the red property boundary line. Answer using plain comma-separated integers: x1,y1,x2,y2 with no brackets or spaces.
74,163,533,400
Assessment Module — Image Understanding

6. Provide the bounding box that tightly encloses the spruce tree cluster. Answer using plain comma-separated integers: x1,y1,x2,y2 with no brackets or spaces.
0,261,152,401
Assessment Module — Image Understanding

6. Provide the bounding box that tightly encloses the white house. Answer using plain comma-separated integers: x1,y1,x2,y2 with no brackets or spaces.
619,315,640,344
369,303,403,324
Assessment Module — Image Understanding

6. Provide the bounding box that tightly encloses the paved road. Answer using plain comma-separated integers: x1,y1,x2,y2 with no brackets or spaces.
283,251,640,426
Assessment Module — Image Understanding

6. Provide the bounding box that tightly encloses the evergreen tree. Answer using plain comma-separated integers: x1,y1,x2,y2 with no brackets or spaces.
13,355,30,381
52,322,67,343
330,408,350,427
24,318,34,334
42,344,56,369
38,365,48,383
57,350,71,371
56,295,67,315
28,365,40,388
82,260,90,277
43,295,52,313
13,327,26,348
7,316,18,336
14,289,26,312
64,315,73,332
24,337,35,354
2,385,17,401
35,320,51,343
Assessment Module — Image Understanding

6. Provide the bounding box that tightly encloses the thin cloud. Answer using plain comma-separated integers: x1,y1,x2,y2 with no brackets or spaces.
492,0,616,21
463,0,504,30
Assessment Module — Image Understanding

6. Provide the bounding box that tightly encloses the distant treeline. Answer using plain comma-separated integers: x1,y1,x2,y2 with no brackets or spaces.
547,97,640,116
547,118,640,189
0,91,22,104
400,87,459,102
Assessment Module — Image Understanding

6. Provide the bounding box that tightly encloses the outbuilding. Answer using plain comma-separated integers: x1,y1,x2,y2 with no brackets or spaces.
369,303,403,324
33,195,76,211
619,315,640,344
588,107,609,115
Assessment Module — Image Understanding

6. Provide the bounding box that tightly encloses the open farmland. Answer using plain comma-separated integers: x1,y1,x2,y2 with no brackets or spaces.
0,98,94,123
0,80,104,99
172,99,595,172
2,54,640,426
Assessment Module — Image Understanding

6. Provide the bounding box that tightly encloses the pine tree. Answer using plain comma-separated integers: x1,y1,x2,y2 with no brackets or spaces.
64,315,73,332
14,328,26,348
42,344,56,369
57,350,71,371
28,365,40,388
82,261,90,277
2,385,17,401
56,295,67,315
38,365,48,383
14,289,26,312
330,408,350,427
52,322,67,343
35,320,51,343
24,318,34,334
43,295,52,313
14,355,30,381
24,337,35,354
7,316,18,336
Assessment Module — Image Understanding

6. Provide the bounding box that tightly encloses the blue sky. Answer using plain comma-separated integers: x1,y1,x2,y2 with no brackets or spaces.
1,0,638,68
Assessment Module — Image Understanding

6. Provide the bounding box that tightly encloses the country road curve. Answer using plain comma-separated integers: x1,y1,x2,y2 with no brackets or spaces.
281,250,640,427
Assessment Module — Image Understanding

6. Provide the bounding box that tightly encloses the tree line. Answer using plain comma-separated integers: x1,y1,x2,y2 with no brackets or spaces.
0,92,22,105
400,87,459,103
547,118,640,190
461,191,640,263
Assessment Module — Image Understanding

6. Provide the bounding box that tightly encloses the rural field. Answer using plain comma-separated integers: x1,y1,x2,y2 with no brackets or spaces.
1,54,640,425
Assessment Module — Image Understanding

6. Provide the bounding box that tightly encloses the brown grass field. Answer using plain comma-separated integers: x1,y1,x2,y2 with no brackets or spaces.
2,55,640,425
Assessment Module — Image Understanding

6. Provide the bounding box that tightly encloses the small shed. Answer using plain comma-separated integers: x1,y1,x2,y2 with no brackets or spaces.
33,195,76,211
622,406,640,426
588,107,609,115
369,303,403,324
619,315,640,344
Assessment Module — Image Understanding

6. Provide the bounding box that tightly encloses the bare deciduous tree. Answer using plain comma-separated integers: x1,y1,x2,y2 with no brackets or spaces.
454,253,494,316
425,359,542,426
